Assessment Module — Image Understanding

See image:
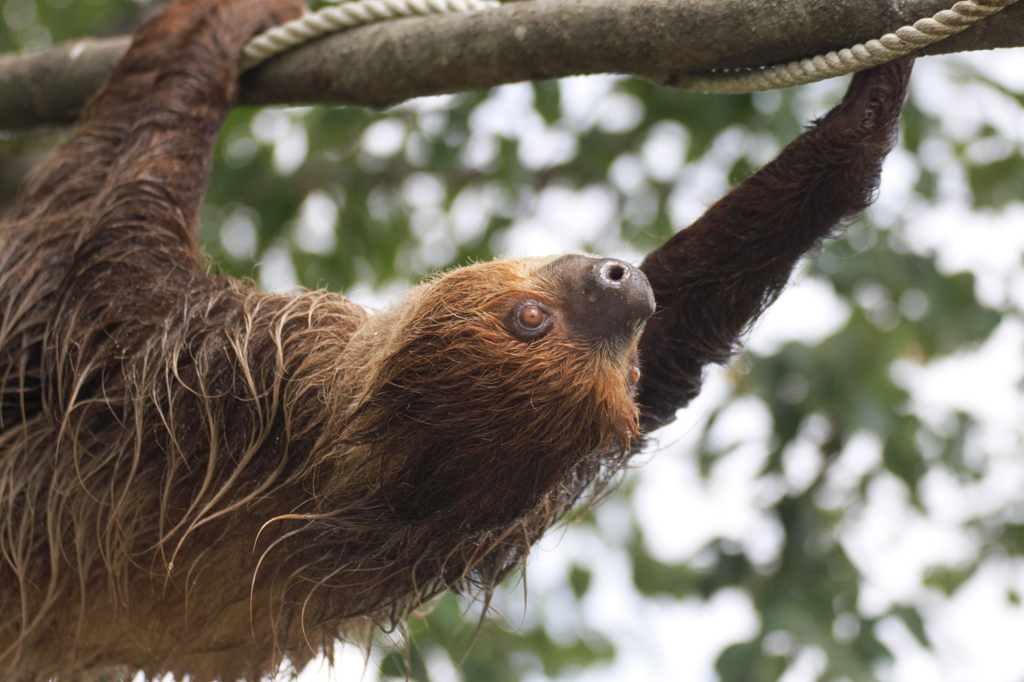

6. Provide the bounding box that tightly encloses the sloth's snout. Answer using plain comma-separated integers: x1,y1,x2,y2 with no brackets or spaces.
583,258,655,331
544,254,656,347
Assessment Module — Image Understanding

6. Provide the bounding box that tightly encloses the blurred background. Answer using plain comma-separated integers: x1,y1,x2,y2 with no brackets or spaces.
4,2,1024,680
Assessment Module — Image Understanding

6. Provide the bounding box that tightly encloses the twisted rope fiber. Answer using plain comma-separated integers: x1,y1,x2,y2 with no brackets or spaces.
0,0,1016,154
683,0,1020,93
240,0,1017,91
242,0,500,70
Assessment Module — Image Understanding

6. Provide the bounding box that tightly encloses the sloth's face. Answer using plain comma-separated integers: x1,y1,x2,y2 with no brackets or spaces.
346,255,654,530
407,254,655,384
501,254,655,351
476,253,656,398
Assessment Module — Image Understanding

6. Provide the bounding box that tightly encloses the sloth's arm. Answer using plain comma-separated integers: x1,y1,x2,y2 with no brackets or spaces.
37,0,303,266
9,0,301,226
635,59,913,432
6,7,201,222
20,0,304,416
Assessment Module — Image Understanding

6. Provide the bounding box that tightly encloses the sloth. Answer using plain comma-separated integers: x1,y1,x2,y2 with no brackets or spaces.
0,0,913,678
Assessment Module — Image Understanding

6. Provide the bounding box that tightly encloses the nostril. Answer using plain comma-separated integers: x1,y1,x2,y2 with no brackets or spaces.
598,260,628,285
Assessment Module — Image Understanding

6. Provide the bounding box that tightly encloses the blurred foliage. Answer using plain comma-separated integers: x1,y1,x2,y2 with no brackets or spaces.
4,1,1024,681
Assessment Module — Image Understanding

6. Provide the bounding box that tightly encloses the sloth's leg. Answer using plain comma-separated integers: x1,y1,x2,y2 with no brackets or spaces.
8,0,257,222
34,0,303,420
63,0,305,267
635,59,913,432
0,0,300,424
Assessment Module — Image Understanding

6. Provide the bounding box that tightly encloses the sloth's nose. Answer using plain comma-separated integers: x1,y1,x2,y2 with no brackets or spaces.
543,254,656,347
582,257,656,333
588,258,642,297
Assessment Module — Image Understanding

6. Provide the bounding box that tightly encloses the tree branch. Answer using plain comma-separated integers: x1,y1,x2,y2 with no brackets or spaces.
2,0,1023,131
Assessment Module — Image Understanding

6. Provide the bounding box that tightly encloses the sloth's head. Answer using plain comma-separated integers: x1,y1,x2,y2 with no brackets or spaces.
341,254,655,533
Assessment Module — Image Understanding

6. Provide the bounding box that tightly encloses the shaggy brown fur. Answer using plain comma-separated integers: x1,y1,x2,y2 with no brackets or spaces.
0,0,913,677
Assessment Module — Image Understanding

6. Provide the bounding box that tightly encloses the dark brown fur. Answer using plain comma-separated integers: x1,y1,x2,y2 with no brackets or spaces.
0,0,912,678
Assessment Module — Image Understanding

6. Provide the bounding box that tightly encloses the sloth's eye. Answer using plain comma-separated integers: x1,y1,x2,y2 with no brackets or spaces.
510,300,553,339
518,305,545,329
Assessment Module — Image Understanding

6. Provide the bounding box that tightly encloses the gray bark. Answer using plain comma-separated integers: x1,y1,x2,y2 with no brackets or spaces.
1,0,1023,131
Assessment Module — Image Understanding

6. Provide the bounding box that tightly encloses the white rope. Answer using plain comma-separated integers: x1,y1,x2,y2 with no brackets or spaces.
242,0,500,71
3,0,1016,156
679,0,1020,93
240,0,1018,92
